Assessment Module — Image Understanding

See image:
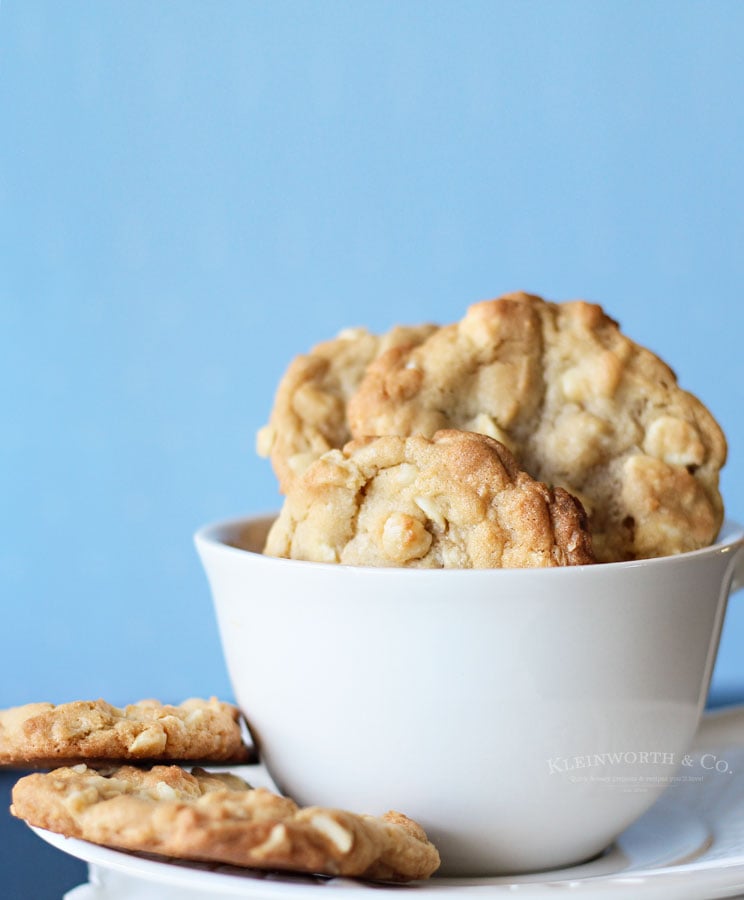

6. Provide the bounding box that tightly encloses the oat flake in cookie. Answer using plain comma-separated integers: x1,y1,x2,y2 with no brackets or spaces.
264,430,595,568
256,323,437,494
348,293,727,562
11,764,440,881
0,698,250,768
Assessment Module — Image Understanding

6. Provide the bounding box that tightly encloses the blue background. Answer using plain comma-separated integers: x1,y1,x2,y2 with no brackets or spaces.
2,1,744,708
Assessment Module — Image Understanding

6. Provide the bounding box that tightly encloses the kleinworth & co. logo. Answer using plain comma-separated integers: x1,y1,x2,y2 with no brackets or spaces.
546,750,734,791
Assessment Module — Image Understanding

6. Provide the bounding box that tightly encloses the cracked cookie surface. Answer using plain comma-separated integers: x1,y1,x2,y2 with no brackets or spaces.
11,764,440,881
347,293,726,562
256,323,437,494
264,430,595,568
0,698,250,768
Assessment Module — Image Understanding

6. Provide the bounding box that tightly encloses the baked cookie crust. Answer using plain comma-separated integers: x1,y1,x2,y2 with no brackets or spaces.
0,698,250,768
347,293,726,562
264,430,595,568
257,324,437,494
11,764,440,881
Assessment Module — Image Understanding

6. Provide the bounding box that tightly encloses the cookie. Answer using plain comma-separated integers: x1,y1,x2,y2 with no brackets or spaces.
264,430,595,568
348,293,726,562
11,764,440,881
0,698,251,768
256,323,437,494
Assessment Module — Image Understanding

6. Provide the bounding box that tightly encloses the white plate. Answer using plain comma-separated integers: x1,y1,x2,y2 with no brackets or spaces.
32,706,744,899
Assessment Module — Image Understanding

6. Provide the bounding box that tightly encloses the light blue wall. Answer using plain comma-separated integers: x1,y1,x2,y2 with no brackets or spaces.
2,1,744,707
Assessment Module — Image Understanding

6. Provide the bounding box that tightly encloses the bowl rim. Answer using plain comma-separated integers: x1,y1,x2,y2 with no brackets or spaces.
194,514,744,577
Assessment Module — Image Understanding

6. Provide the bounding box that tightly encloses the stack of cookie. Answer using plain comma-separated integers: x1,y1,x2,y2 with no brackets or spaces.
259,292,726,566
4,698,440,881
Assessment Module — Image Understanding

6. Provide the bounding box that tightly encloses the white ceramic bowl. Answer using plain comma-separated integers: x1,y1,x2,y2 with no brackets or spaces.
195,516,744,877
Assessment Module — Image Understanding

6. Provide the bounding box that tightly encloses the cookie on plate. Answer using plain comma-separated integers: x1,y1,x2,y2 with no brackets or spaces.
11,764,440,881
0,698,251,768
348,293,726,562
264,430,595,568
256,323,437,494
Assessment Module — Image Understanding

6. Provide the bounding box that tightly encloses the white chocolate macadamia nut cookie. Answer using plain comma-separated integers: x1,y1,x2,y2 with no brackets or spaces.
264,430,595,568
11,764,440,881
348,293,726,562
257,323,437,494
0,698,249,768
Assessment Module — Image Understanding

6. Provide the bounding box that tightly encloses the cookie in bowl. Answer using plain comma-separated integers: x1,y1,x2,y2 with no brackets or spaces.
256,323,437,494
348,292,726,562
264,429,595,568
